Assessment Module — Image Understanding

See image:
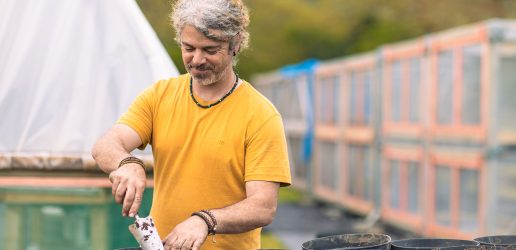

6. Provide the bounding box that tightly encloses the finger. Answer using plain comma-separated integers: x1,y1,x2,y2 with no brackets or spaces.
109,172,119,196
122,186,135,216
114,180,127,204
128,186,144,217
108,172,114,183
162,240,169,250
172,238,185,250
163,233,176,250
191,240,203,250
162,235,171,248
178,239,190,250
181,240,194,250
111,178,120,197
171,236,184,250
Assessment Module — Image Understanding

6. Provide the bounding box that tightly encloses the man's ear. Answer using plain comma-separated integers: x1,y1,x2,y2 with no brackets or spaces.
233,39,242,56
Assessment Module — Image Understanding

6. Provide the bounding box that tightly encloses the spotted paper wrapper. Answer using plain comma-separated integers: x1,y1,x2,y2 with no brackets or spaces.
128,215,164,250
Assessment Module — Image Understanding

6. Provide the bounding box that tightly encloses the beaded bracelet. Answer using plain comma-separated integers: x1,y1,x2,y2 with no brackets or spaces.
200,210,217,235
118,156,145,171
191,211,214,233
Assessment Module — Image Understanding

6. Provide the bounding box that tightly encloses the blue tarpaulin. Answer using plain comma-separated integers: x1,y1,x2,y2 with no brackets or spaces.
280,59,318,164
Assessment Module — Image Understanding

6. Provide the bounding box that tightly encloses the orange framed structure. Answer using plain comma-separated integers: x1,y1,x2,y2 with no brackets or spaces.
428,24,490,142
252,71,312,190
425,149,486,238
338,55,377,214
381,146,425,233
312,60,343,204
251,19,516,238
382,39,426,138
312,53,378,214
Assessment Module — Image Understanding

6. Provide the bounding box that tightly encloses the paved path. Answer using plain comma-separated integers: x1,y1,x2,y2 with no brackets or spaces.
265,201,415,249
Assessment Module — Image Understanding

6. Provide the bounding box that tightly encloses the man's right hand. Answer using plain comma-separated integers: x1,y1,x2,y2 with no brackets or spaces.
109,163,147,217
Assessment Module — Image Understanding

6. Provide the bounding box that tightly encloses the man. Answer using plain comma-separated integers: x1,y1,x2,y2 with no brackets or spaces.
91,0,291,249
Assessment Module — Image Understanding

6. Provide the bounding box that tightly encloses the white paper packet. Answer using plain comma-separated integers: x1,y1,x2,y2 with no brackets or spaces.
128,215,164,250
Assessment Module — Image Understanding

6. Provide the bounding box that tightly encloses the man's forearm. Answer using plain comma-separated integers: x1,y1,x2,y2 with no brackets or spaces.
210,197,276,234
92,125,141,174
92,134,131,173
206,181,279,234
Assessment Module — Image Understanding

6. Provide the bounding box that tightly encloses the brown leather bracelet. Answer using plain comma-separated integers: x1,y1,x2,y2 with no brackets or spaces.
200,210,217,235
191,211,214,233
118,156,145,171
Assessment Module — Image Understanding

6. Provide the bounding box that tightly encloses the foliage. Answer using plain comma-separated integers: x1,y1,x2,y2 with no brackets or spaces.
136,0,516,80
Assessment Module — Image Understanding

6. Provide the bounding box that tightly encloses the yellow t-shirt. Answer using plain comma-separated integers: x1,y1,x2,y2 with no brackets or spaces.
118,73,291,250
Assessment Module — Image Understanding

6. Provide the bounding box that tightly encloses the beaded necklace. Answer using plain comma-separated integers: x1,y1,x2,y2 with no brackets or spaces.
189,73,239,109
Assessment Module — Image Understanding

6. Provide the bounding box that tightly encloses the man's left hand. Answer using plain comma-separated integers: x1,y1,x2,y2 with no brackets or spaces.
162,216,208,250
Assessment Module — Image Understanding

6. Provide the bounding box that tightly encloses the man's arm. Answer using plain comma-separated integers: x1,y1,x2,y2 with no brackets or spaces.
210,180,279,233
163,180,279,250
91,124,146,217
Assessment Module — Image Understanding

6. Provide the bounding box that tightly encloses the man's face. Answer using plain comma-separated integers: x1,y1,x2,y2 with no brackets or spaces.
180,25,233,86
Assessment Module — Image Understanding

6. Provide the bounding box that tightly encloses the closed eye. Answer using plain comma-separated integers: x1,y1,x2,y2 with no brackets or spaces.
184,47,194,52
181,41,225,55
205,48,220,55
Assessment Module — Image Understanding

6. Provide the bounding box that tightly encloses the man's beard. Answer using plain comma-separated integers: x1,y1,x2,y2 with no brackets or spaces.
187,64,231,86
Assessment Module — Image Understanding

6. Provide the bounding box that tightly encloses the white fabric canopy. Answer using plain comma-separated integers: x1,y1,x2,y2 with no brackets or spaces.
0,0,178,156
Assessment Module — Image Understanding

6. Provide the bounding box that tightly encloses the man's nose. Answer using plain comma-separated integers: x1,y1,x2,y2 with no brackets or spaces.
191,50,206,65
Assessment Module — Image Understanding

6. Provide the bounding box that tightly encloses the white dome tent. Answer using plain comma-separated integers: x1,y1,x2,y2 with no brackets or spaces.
0,0,178,173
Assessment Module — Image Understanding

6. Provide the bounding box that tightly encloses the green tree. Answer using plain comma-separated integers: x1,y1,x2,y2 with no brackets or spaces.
137,0,516,80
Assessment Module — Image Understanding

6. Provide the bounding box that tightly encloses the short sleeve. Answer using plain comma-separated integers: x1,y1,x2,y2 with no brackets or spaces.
117,85,156,150
244,114,292,186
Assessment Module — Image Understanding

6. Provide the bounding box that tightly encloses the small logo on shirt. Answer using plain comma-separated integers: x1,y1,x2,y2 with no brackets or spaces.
217,139,225,145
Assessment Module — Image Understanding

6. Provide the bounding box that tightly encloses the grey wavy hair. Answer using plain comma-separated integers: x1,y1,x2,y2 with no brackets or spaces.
170,0,250,55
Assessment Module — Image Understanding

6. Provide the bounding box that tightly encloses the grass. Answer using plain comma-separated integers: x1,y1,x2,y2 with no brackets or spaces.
261,230,289,249
278,186,305,203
